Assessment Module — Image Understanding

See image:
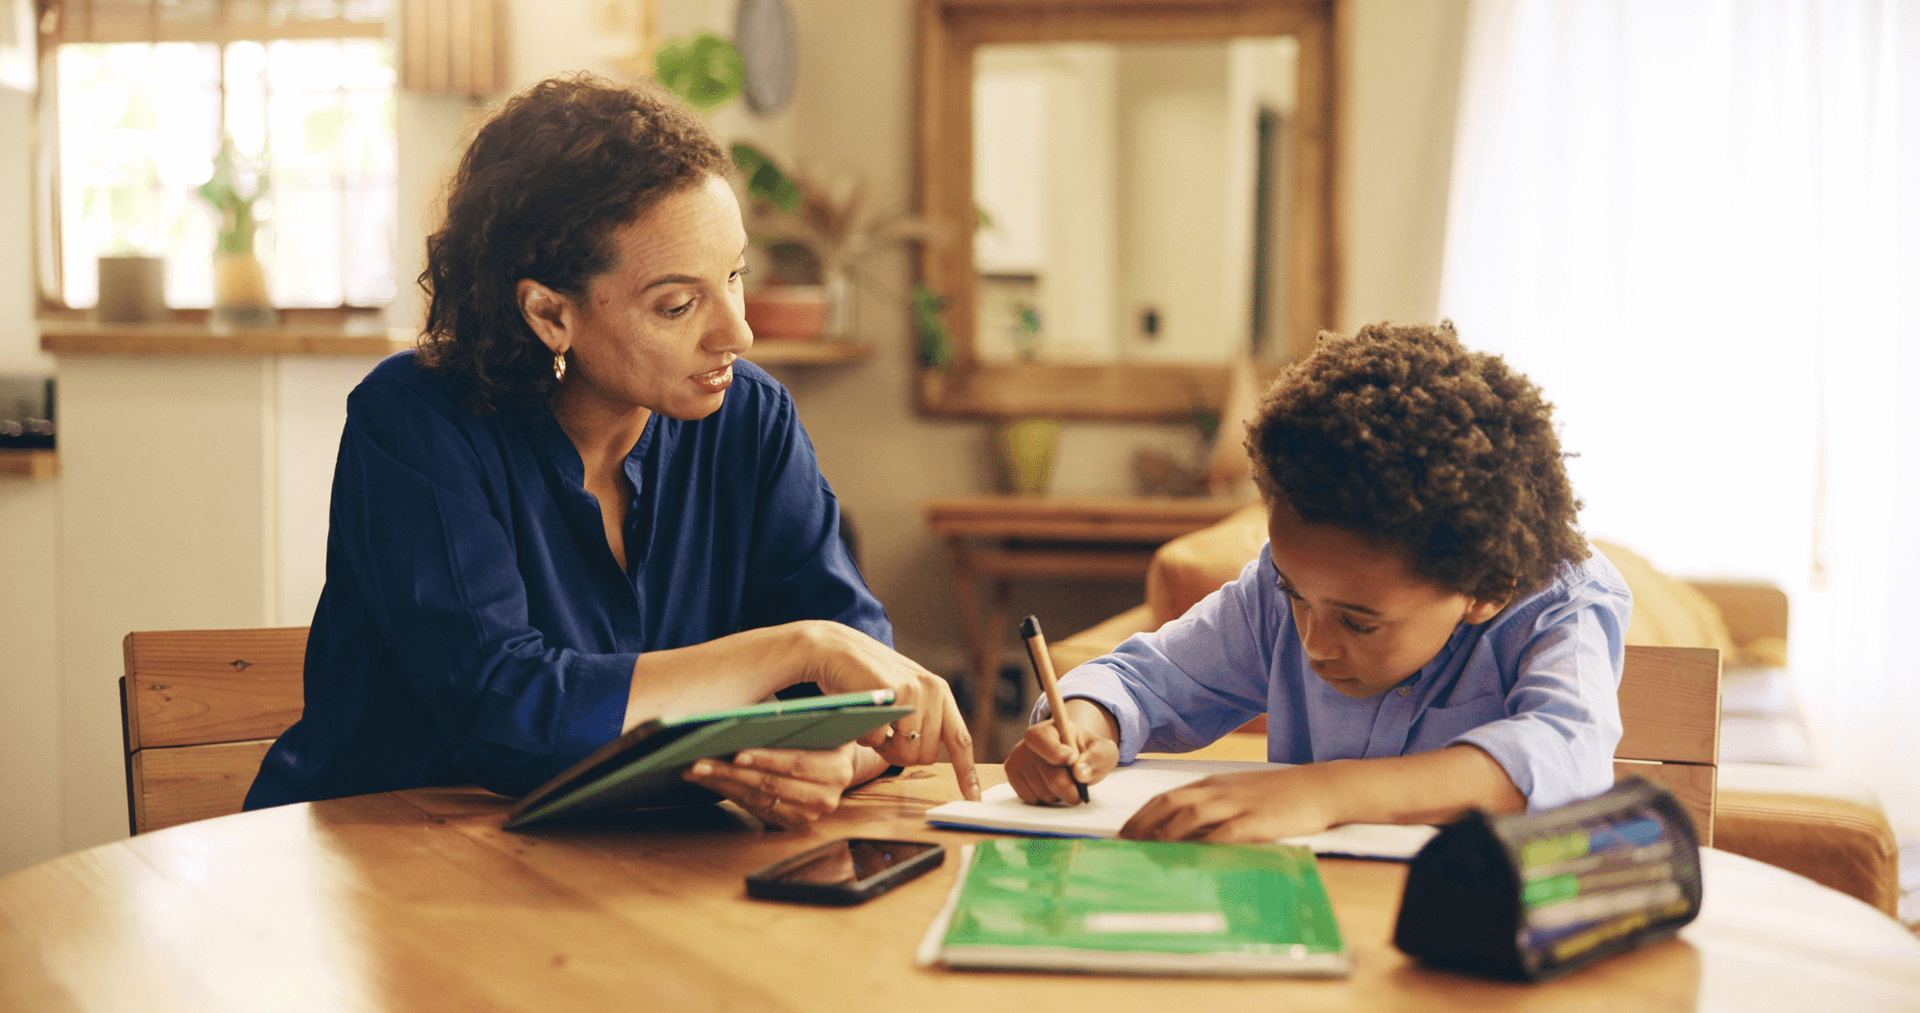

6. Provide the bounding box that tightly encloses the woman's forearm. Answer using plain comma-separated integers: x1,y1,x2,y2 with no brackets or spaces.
622,624,813,731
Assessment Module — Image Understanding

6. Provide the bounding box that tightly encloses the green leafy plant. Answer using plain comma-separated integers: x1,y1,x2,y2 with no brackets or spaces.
654,36,799,217
197,138,268,256
1012,302,1041,360
1190,389,1221,444
913,283,954,371
653,32,747,113
730,142,802,213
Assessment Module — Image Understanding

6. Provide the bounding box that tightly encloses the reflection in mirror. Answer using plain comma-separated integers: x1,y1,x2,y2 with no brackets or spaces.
915,0,1336,421
972,38,1297,365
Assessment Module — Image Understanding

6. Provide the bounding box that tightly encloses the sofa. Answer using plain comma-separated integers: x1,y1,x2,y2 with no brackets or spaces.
1049,503,1902,916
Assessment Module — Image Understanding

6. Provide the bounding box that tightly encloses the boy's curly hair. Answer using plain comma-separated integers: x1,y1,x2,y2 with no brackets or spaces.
1245,321,1587,602
416,74,729,414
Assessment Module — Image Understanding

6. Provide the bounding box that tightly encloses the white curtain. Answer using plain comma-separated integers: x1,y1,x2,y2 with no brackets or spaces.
1440,0,1920,833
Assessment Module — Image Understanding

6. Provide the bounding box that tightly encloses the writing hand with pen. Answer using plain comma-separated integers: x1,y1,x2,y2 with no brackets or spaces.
1004,696,1122,807
1004,615,1121,807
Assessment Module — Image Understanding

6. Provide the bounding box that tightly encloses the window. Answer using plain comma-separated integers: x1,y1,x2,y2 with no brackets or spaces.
42,0,396,310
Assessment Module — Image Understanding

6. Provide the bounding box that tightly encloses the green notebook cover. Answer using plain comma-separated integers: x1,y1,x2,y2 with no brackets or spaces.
918,838,1349,977
504,691,911,830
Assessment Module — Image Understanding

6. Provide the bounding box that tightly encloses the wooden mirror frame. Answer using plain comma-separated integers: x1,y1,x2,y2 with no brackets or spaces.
914,0,1340,421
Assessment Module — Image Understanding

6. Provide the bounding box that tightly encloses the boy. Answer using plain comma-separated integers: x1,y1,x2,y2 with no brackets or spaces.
1005,322,1630,842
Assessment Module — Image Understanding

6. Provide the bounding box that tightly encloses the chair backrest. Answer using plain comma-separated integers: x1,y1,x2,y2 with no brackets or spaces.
120,626,308,835
1614,644,1722,846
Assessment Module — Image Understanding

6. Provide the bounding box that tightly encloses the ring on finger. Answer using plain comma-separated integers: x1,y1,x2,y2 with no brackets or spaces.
906,730,921,741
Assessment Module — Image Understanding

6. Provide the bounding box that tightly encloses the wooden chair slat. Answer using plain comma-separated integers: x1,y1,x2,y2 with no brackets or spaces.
130,740,276,834
122,627,307,834
1616,759,1716,848
1615,645,1721,766
122,627,308,750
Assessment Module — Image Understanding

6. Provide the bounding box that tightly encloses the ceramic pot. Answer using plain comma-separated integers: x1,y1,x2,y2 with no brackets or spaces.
993,419,1061,496
211,252,278,330
95,256,168,323
744,285,828,340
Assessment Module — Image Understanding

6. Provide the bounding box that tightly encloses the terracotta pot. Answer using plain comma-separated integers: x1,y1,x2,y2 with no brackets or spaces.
744,285,828,340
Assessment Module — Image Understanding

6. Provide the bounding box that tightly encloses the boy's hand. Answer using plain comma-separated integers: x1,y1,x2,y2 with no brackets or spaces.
1005,700,1120,806
1121,766,1337,842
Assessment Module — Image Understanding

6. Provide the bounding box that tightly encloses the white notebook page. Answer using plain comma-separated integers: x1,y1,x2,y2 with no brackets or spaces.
924,758,1438,860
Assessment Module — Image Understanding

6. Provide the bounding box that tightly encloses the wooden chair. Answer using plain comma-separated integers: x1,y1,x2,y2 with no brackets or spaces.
1614,644,1721,846
119,627,307,835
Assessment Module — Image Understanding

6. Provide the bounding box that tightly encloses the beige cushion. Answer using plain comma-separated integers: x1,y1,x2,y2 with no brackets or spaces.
1716,783,1901,916
1146,503,1269,624
1049,604,1154,675
1591,539,1740,659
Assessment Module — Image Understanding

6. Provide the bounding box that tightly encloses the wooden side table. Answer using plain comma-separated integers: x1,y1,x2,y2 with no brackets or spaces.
922,495,1246,757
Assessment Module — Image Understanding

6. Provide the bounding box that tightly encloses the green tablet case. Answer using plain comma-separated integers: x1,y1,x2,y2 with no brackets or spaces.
503,691,911,830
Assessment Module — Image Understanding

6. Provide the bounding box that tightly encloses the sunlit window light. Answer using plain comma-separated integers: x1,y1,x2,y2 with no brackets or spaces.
56,38,397,310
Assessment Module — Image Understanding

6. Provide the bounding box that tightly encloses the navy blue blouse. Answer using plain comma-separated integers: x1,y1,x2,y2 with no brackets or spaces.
244,352,888,808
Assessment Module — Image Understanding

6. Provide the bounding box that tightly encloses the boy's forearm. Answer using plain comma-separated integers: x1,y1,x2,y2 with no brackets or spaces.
1313,744,1527,826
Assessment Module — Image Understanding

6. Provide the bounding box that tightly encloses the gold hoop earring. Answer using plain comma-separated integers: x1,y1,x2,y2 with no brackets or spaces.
553,352,567,382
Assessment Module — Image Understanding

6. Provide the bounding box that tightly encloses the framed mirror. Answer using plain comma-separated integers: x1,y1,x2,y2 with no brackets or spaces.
915,0,1339,421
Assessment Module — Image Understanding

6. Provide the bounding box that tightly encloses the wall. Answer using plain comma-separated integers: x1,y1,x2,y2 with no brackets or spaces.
1340,0,1471,330
0,80,63,876
0,0,1470,876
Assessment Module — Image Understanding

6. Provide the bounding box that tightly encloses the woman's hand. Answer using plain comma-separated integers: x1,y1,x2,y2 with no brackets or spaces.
1005,700,1120,806
792,621,981,801
1121,766,1338,842
681,742,866,831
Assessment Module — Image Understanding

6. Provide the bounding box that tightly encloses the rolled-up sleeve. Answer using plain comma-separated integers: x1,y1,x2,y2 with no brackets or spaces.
1452,591,1629,812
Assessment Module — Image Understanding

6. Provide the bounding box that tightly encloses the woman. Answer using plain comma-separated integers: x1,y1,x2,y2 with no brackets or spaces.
244,74,978,826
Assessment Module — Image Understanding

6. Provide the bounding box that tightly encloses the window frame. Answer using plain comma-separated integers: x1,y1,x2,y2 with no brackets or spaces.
34,0,394,313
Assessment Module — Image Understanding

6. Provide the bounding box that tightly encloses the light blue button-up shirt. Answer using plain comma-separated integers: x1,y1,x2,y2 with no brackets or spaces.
1044,545,1632,812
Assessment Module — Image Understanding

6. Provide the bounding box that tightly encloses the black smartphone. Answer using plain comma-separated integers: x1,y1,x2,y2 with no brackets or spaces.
745,838,945,906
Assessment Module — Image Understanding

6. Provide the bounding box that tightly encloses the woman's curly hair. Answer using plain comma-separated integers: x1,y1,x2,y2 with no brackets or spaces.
1245,321,1587,602
416,74,729,413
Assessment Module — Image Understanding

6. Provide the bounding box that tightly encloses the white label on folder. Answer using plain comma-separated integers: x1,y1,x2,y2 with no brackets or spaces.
1083,912,1227,934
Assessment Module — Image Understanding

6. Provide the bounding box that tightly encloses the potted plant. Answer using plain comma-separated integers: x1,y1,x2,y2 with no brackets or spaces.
197,138,276,330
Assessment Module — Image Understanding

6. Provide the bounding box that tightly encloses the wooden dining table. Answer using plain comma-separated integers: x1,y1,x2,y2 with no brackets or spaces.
3,764,1917,1012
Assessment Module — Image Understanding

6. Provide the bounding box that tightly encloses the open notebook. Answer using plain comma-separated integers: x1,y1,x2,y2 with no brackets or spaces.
924,758,1439,860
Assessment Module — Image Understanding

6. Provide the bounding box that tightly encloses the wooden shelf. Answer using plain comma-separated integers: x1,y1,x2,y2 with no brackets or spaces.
40,320,412,357
741,341,873,366
42,320,873,365
0,450,59,480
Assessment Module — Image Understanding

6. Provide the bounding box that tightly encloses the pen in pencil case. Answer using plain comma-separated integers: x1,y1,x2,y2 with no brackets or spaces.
1020,615,1089,803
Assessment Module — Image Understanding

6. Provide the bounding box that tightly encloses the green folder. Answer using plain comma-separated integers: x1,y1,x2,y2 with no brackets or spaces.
918,838,1349,976
503,690,911,830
